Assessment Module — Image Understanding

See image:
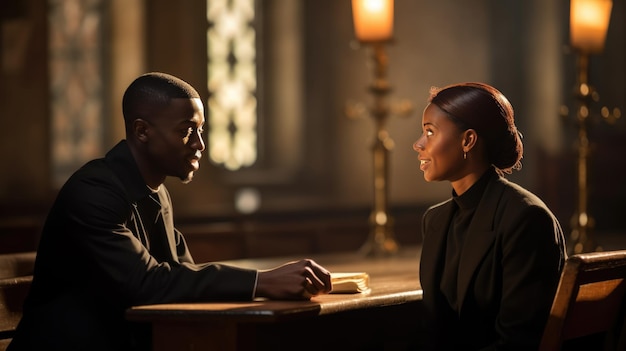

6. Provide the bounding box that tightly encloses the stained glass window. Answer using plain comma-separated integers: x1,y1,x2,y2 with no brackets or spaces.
206,0,257,171
49,0,104,187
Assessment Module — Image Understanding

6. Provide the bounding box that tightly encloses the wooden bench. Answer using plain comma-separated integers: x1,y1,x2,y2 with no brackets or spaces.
539,249,626,351
0,252,36,280
0,252,35,351
0,276,32,350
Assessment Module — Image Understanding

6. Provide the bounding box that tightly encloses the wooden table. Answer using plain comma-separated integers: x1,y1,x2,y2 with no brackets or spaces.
126,246,424,351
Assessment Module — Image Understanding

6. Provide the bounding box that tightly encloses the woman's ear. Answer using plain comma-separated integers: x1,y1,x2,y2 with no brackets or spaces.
462,129,478,152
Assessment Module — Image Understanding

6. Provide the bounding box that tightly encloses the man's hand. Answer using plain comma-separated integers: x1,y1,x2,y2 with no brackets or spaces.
255,259,332,300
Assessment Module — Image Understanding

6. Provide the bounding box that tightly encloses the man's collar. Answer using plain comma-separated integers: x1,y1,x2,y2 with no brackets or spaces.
105,140,153,202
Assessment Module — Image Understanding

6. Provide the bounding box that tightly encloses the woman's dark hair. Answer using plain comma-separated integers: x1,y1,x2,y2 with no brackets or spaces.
428,82,523,174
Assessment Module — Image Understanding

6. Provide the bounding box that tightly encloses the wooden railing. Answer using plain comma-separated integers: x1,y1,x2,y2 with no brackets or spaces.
0,252,35,350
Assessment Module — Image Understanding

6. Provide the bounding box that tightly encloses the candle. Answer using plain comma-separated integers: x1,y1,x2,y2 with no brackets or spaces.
351,0,394,42
570,0,612,53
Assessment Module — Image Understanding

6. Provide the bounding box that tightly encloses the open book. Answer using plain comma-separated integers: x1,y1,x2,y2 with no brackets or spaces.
330,272,371,294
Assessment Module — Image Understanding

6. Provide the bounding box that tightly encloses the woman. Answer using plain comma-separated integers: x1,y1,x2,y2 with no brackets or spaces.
413,82,567,350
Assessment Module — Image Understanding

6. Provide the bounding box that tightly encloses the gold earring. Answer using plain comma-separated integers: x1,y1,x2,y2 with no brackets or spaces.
463,152,467,160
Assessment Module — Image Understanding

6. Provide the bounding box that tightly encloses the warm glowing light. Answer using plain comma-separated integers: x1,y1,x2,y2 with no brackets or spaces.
207,0,257,170
570,0,612,53
235,187,261,214
351,0,394,42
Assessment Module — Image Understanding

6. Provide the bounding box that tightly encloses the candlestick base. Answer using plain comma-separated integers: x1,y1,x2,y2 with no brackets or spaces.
359,214,398,257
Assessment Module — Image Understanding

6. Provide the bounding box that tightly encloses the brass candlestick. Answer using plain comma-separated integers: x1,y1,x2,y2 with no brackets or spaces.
347,42,412,257
566,52,621,254
565,0,617,254
570,52,597,254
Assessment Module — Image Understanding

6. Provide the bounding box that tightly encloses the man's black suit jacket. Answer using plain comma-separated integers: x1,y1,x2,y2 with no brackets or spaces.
9,141,257,351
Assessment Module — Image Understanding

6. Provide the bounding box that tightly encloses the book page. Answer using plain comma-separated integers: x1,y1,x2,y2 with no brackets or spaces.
330,272,371,294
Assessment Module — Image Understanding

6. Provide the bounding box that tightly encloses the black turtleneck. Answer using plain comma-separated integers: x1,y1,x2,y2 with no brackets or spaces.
439,167,497,312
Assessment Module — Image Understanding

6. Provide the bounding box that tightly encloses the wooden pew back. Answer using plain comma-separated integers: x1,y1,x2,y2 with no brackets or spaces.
0,276,32,350
0,252,36,280
539,250,626,351
0,252,35,351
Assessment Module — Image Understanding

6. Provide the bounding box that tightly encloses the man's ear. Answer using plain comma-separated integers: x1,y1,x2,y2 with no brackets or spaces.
133,119,150,143
462,129,478,152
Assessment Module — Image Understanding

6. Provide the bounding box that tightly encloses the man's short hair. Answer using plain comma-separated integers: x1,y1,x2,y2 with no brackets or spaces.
122,72,200,126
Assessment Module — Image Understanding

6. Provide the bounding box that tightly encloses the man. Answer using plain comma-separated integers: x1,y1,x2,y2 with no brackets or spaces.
8,72,332,351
